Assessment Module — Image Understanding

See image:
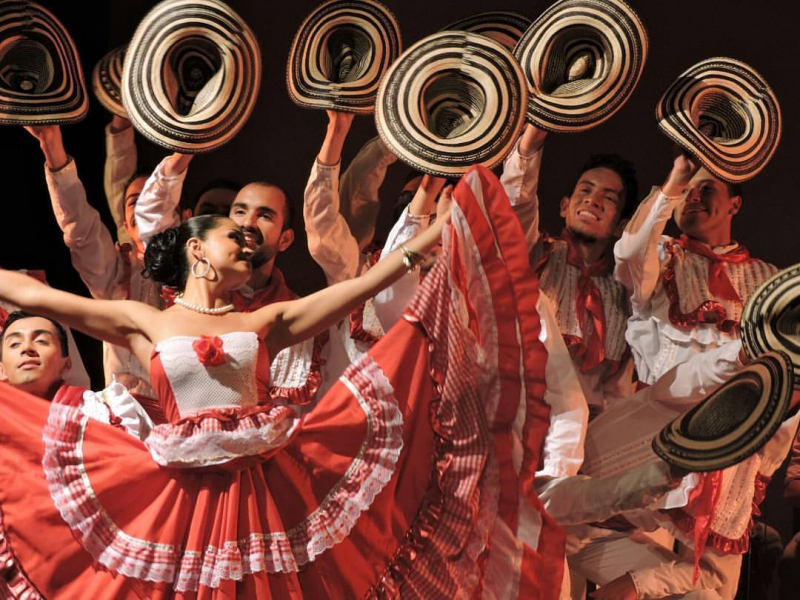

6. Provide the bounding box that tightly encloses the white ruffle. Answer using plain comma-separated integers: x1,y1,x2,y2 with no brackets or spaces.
144,413,300,469
81,380,154,441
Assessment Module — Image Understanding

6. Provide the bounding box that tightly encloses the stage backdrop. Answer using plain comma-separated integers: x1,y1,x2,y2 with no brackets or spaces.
2,0,798,382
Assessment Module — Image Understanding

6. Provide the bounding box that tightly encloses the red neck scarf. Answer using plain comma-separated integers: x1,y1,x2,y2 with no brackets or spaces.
675,235,751,304
561,230,611,372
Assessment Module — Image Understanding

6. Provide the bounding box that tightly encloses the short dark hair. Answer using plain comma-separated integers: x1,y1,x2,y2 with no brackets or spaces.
0,311,69,359
577,154,640,221
124,170,153,197
249,181,294,231
193,179,242,207
724,180,743,199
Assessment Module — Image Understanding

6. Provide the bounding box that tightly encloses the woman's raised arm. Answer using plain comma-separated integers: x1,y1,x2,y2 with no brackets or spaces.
0,270,159,347
251,187,452,357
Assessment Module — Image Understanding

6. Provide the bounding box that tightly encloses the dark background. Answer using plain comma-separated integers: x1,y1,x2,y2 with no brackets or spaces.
1,0,799,575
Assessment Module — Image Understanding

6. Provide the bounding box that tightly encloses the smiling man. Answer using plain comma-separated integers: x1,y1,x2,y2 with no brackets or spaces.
614,153,777,386
0,311,71,400
133,153,327,407
501,123,640,415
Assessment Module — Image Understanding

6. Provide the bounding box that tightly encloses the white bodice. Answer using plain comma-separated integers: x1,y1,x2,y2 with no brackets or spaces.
155,332,259,419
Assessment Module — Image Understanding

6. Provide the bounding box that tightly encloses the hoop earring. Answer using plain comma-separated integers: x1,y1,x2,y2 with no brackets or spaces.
191,257,211,279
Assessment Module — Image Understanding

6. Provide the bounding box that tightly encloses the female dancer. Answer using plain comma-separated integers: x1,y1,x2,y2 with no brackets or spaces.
0,168,562,598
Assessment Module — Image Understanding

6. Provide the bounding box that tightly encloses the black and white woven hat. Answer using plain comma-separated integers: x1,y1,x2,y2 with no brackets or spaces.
741,264,800,386
0,1,88,125
656,57,782,184
513,0,647,132
93,45,126,118
375,31,528,177
443,11,532,53
653,352,793,472
287,0,401,114
122,0,261,154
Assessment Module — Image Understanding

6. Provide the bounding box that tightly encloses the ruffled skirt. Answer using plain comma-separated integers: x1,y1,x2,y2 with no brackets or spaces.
0,166,562,599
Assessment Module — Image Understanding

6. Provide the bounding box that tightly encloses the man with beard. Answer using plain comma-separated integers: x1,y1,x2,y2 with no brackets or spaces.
134,153,327,407
501,124,639,418
564,153,788,600
25,125,164,408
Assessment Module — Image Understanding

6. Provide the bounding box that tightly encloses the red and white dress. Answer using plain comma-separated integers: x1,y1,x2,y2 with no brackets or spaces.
0,167,563,599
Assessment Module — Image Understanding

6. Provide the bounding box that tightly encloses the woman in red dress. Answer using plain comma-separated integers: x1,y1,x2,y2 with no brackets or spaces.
0,167,562,599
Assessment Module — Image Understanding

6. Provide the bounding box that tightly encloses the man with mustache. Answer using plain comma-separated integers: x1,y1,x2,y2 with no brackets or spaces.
133,153,328,407
501,123,639,418
565,154,787,600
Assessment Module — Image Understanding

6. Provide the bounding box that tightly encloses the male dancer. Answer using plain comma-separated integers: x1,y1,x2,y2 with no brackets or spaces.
25,125,162,405
566,153,792,599
501,124,639,416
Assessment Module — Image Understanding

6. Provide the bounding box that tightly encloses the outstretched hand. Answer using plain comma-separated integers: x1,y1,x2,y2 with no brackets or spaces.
326,109,355,133
518,123,548,155
663,147,700,197
24,125,68,171
318,110,356,166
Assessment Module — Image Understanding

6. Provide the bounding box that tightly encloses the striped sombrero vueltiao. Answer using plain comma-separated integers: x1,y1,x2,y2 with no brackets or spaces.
514,0,648,132
122,0,261,154
375,31,528,178
443,11,532,53
653,351,793,472
656,57,782,183
741,263,800,386
0,0,88,125
93,45,126,118
287,0,401,114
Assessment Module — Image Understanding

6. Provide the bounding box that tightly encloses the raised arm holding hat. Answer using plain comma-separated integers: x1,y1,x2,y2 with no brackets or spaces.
23,124,163,408
577,59,795,599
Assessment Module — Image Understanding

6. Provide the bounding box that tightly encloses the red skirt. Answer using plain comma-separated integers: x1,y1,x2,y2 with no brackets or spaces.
0,165,562,599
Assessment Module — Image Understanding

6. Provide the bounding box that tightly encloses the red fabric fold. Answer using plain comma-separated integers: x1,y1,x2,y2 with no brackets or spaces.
676,235,751,303
562,230,611,372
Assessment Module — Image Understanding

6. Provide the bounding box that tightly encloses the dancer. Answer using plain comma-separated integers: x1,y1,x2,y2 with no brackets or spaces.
25,124,163,402
501,123,638,416
0,167,563,598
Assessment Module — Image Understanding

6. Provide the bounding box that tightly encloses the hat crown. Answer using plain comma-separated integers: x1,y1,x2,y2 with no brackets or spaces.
775,300,800,339
0,37,53,93
683,374,761,439
165,37,222,116
324,27,374,84
422,72,486,139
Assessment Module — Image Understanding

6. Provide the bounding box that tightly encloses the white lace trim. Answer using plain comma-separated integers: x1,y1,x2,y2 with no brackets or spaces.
144,412,299,468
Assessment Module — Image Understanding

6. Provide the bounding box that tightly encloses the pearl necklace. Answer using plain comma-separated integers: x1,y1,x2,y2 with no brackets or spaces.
174,294,235,315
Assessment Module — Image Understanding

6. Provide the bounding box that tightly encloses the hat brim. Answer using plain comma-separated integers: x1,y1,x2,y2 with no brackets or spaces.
656,57,782,184
443,11,532,53
652,352,793,472
287,0,401,114
122,0,261,154
93,46,127,118
0,1,88,125
513,0,648,133
741,264,800,386
375,31,528,177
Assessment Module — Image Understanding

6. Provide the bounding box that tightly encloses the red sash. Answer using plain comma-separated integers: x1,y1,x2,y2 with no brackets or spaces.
562,230,612,372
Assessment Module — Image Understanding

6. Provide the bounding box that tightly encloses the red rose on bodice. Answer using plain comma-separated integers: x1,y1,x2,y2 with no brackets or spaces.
192,335,227,367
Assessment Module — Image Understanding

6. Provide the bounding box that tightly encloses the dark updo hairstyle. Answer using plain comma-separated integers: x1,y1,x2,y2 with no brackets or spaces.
143,215,227,291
